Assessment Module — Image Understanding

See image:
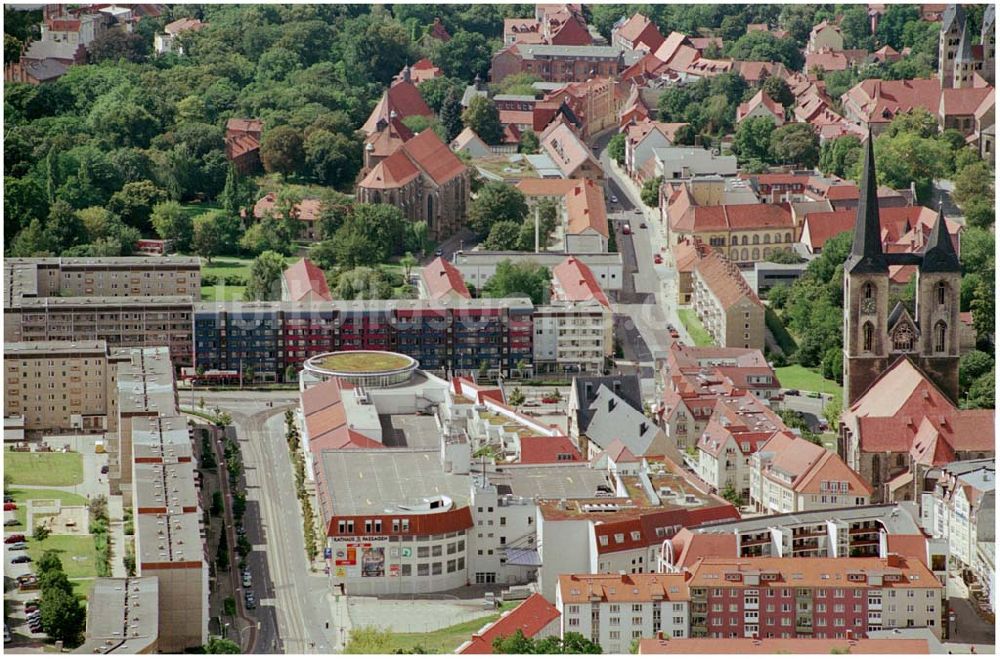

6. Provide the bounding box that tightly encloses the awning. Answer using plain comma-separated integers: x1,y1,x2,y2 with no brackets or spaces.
505,547,542,567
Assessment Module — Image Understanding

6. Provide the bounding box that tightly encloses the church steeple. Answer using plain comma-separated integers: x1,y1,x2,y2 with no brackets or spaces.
846,130,887,274
921,206,961,273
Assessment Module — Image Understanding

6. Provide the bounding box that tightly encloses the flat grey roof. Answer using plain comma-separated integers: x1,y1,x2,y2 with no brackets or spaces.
134,462,198,515
690,503,923,535
486,464,612,499
321,449,471,515
76,577,158,654
116,348,177,416
12,295,194,309
131,416,192,463
4,340,108,355
378,414,442,449
8,256,200,267
135,512,203,566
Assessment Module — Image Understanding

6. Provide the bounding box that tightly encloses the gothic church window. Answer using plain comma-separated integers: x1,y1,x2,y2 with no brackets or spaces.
863,322,874,352
934,321,947,353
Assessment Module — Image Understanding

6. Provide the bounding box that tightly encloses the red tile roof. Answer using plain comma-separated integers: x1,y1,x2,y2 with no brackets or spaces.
252,192,322,222
47,18,81,31
362,79,433,134
687,555,940,589
328,506,473,538
282,258,333,302
515,179,578,197
886,534,931,567
843,78,943,125
736,90,784,123
552,256,610,308
565,179,608,238
693,251,762,310
457,594,560,654
941,86,994,117
402,130,468,186
301,379,383,452
517,435,583,464
615,13,664,51
364,116,414,158
422,257,471,300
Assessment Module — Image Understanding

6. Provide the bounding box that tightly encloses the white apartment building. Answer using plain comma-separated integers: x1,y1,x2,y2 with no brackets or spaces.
533,302,610,374
557,573,690,653
921,460,995,574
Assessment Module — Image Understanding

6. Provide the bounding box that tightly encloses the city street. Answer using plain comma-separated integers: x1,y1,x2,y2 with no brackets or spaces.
198,390,337,654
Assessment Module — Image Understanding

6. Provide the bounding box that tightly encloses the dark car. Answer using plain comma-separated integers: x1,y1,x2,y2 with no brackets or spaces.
12,555,32,564
434,249,443,257
639,222,647,229
4,496,14,503
101,464,109,474
25,603,38,613
783,389,800,396
4,519,20,526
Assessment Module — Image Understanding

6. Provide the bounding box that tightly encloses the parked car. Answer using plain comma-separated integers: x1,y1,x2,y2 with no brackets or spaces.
541,396,559,404
25,603,39,613
622,224,631,235
3,503,16,511
9,542,27,551
654,254,663,264
639,222,647,229
783,389,800,396
244,591,256,609
434,249,443,257
11,555,33,564
521,400,540,408
5,518,20,526
669,329,680,339
243,571,252,588
610,194,619,204
100,465,109,474
4,496,14,503
5,534,26,543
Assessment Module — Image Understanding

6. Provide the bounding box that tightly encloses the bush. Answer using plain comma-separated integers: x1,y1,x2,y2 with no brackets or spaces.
223,273,247,286
201,273,219,286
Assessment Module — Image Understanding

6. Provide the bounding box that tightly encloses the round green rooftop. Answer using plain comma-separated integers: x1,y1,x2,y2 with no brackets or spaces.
314,352,412,373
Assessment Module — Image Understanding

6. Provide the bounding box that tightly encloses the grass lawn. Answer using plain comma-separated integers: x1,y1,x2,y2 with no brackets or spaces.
819,432,838,452
677,308,714,347
72,578,95,600
201,285,245,302
28,535,97,579
383,602,517,653
775,365,844,399
5,451,83,486
178,201,223,222
200,256,254,280
5,488,88,531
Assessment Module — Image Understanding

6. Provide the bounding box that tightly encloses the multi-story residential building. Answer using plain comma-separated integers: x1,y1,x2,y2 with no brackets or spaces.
153,17,206,55
193,298,534,381
807,20,844,53
540,121,605,179
490,44,639,84
622,120,691,181
637,636,938,653
356,129,471,240
4,341,113,432
537,465,739,601
4,258,198,367
920,459,995,574
281,258,333,303
696,393,786,499
419,257,472,303
686,555,943,640
361,71,433,135
749,432,872,515
515,179,609,253
611,13,665,52
534,257,613,373
557,573,690,653
541,77,620,140
735,90,785,126
691,251,765,350
568,375,643,440
667,503,946,568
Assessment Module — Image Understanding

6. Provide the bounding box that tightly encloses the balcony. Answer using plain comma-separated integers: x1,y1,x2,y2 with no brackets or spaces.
744,611,759,623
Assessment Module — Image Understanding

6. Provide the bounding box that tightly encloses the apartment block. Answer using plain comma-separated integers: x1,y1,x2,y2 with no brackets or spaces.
131,412,207,651
557,573,690,653
193,299,534,382
533,303,609,374
76,577,159,654
921,459,995,576
692,251,765,350
4,341,113,431
686,555,943,640
4,259,198,368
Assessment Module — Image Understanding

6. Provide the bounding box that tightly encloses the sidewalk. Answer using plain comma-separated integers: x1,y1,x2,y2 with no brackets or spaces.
108,494,127,578
327,592,353,651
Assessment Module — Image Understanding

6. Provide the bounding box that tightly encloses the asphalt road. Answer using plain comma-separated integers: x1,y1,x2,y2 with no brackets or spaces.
200,390,337,654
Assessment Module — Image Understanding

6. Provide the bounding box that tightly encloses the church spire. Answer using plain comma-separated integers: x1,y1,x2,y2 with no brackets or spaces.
921,205,961,272
846,129,888,274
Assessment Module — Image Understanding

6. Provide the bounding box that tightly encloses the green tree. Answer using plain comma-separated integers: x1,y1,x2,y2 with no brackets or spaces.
37,549,63,575
261,126,305,178
640,176,662,208
726,31,804,70
887,108,940,139
494,631,603,654
721,484,742,506
734,116,775,164
334,267,394,300
419,76,466,113
435,31,492,81
869,131,950,204
204,638,241,654
439,90,464,143
819,136,862,178
481,260,550,305
876,4,920,50
608,132,626,165
484,220,524,250
509,387,526,407
41,586,86,646
761,76,795,109
462,96,503,145
959,350,994,396
468,181,528,234
840,6,873,49
304,129,360,187
518,129,540,154
192,212,236,263
244,251,287,301
400,252,418,280
108,180,167,232
770,122,820,168
88,30,148,63
952,161,995,226
211,491,224,517
220,164,258,219
240,215,295,256
964,371,995,409
150,201,194,251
